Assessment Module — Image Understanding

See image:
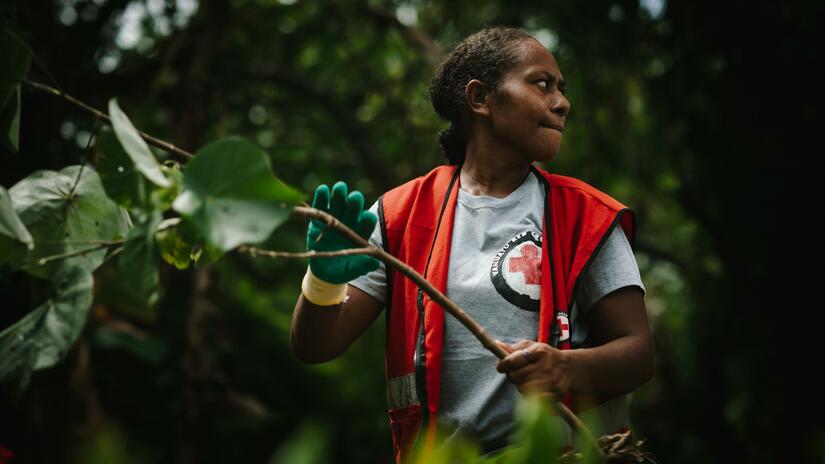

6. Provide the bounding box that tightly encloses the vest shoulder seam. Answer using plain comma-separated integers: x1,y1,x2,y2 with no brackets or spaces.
545,172,629,213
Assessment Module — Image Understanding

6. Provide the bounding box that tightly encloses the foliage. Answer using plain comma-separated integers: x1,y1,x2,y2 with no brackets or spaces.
1,0,813,462
0,18,305,400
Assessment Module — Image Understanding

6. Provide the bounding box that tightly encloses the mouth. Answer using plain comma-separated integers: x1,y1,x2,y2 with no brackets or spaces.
540,123,564,133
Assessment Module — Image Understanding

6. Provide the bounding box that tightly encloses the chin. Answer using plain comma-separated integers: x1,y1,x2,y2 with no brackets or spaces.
536,148,559,163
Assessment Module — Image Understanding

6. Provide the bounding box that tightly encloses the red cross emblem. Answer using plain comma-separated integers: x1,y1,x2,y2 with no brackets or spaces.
557,315,570,341
509,243,541,285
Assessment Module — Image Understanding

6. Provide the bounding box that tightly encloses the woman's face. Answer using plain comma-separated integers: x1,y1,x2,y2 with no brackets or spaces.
487,39,571,164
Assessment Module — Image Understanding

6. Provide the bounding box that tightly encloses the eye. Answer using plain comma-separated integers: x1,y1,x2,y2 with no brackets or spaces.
537,79,567,95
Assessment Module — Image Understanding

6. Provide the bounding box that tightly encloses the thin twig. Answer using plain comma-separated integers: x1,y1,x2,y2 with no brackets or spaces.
238,246,377,260
100,246,126,267
23,241,124,267
23,79,194,160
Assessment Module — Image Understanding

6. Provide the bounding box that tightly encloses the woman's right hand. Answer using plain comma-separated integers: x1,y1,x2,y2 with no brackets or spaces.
307,181,380,284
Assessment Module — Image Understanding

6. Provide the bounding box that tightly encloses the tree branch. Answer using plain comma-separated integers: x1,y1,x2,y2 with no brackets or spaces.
240,204,597,451
363,4,445,65
22,79,194,160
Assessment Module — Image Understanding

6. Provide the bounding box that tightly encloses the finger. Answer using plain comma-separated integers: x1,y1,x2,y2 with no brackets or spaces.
495,340,514,356
497,348,531,373
343,190,364,227
312,184,330,211
505,364,537,385
330,181,348,219
350,255,380,277
356,211,378,239
510,339,535,350
309,184,330,228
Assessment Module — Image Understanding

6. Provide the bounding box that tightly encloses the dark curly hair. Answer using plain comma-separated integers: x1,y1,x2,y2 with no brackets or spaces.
428,26,537,165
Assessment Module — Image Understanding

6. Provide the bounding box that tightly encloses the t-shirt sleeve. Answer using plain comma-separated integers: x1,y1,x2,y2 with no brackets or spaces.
576,224,646,320
348,200,388,304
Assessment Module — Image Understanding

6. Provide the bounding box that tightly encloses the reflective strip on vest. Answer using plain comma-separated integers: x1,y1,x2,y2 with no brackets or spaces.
387,373,420,410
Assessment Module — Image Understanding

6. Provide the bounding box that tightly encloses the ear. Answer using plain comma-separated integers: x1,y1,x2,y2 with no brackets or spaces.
465,79,492,117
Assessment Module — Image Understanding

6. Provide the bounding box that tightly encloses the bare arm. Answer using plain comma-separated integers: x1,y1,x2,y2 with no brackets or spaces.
564,286,656,398
497,285,655,400
290,285,385,364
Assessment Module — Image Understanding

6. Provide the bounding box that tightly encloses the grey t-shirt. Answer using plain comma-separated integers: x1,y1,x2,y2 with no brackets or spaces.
349,170,646,453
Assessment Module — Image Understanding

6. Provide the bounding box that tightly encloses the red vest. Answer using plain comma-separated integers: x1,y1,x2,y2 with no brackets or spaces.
378,163,637,462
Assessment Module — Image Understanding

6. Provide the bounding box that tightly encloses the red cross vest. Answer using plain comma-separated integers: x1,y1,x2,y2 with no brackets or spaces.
377,163,637,462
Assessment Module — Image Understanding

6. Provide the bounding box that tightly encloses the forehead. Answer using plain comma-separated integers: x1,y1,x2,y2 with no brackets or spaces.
505,39,562,80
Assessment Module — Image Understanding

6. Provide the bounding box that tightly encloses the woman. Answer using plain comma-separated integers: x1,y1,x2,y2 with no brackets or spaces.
291,26,655,462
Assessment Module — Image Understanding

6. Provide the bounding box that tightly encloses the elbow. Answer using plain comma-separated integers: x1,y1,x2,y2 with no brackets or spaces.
290,328,342,365
642,338,657,384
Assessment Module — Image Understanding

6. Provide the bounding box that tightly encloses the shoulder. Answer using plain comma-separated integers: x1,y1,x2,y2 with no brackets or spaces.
532,166,630,213
380,164,457,226
383,164,455,198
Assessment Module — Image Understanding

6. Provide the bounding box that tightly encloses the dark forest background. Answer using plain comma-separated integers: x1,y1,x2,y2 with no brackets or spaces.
1,0,821,463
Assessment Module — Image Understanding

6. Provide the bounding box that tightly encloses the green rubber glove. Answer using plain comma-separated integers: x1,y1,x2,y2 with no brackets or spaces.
307,181,380,284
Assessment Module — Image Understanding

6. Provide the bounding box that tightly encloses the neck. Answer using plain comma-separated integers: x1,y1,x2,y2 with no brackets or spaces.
460,137,533,198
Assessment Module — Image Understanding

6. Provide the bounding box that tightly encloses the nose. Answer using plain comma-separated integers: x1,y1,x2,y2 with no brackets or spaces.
551,93,570,118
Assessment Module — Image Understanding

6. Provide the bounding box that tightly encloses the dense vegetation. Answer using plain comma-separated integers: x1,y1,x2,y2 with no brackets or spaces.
0,0,819,463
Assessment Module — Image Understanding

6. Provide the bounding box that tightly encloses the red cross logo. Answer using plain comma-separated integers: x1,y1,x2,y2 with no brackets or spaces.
509,243,541,285
558,315,570,340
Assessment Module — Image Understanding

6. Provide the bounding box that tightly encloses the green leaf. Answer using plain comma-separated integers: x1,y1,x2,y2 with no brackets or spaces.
9,165,130,279
108,98,171,188
155,217,224,270
0,266,93,393
172,137,305,251
0,184,32,267
155,218,191,269
0,83,21,153
116,209,162,310
151,163,183,210
96,126,147,209
509,393,568,464
0,26,31,111
269,420,329,464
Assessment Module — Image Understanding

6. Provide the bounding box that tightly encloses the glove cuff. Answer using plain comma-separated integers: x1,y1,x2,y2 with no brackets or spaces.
301,266,348,306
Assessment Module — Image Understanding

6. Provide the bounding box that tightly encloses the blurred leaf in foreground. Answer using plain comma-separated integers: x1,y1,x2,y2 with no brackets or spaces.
172,137,305,251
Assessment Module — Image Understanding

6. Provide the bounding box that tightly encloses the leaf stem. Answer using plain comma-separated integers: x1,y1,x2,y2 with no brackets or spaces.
23,241,123,267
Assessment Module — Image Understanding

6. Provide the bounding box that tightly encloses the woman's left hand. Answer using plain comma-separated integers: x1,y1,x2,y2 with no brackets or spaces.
495,339,571,396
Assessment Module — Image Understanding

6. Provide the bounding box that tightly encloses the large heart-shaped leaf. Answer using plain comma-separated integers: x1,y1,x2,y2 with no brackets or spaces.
172,137,304,251
108,98,171,188
9,165,130,279
0,266,93,393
